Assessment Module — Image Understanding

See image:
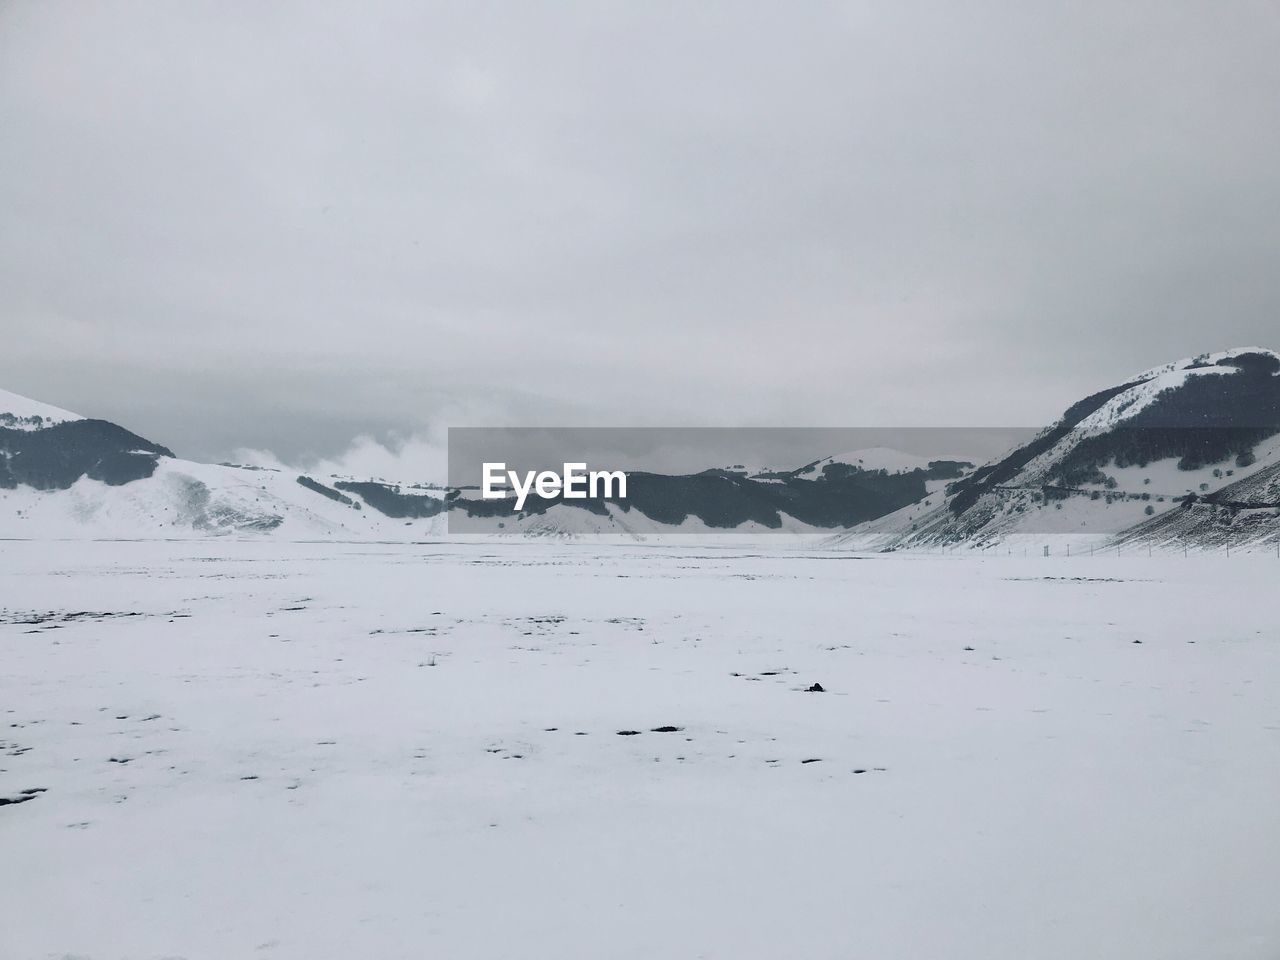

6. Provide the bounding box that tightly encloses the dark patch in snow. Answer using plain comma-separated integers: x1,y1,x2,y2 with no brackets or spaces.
296,475,360,508
333,481,445,519
1,610,146,625
0,419,172,490
0,787,45,807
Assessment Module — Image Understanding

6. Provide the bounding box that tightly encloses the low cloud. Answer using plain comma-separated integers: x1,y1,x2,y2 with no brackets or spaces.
235,432,447,487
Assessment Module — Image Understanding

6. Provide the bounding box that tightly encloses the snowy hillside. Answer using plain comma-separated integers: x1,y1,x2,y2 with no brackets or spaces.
0,388,447,539
0,458,448,539
837,347,1280,551
1,387,973,539
6,351,1279,547
0,386,84,430
1111,457,1280,551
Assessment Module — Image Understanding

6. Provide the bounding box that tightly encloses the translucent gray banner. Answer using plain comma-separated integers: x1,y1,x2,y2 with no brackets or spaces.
444,425,1277,539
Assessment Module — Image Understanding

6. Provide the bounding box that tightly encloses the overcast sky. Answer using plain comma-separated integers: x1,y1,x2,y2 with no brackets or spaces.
2,1,1279,473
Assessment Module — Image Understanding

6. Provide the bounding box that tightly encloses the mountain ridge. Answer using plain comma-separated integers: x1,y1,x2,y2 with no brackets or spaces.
5,346,1279,547
835,346,1280,551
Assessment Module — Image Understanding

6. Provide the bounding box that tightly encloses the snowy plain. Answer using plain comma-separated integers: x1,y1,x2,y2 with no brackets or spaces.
2,539,1278,960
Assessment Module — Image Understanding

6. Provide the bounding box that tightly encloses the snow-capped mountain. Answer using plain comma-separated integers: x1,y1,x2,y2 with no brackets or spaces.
7,348,1278,546
0,387,83,431
0,392,446,538
840,347,1280,551
1,389,962,538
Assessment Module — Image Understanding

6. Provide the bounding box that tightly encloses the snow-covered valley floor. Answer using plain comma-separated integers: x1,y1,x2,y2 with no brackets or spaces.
2,541,1278,960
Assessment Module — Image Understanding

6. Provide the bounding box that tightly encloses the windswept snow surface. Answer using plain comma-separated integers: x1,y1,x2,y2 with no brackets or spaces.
2,541,1278,960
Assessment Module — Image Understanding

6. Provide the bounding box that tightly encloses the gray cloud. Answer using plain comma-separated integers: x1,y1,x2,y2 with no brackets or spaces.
2,1,1278,463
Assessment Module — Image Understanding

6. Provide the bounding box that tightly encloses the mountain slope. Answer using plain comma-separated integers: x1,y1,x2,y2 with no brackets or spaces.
837,347,1280,550
7,388,950,538
445,457,976,536
0,387,83,430
0,389,449,538
1110,457,1280,551
0,455,450,539
9,349,1277,547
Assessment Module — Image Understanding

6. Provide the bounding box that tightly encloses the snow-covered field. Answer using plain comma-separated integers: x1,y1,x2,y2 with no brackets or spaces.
3,540,1278,960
